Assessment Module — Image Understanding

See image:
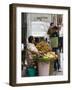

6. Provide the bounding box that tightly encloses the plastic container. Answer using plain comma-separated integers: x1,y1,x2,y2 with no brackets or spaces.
38,61,50,76
26,66,37,77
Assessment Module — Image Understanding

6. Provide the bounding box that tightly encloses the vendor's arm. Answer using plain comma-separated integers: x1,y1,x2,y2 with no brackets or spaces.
27,43,39,55
28,49,39,55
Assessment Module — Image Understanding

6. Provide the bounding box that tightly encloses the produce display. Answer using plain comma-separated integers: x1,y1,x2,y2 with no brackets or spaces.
33,41,58,62
43,52,58,60
36,41,52,55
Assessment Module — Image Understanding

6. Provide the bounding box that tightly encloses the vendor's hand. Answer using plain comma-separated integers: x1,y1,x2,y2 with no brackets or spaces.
37,52,43,57
39,51,43,54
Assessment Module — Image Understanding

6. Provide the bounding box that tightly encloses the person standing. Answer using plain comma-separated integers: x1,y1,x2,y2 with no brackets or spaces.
47,26,61,72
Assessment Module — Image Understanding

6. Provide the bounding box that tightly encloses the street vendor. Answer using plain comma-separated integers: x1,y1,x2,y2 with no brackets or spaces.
27,36,39,65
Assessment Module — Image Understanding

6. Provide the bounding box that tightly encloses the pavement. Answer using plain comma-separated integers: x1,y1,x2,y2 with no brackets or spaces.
52,70,63,76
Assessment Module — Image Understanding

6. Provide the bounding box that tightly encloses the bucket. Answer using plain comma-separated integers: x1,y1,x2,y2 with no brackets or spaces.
38,62,50,76
26,66,37,77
